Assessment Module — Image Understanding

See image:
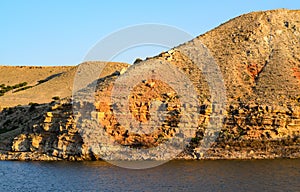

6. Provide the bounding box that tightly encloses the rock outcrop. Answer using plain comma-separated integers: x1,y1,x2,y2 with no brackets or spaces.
0,9,299,161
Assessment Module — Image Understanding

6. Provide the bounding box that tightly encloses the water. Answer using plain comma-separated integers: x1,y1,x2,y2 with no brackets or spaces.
0,159,299,192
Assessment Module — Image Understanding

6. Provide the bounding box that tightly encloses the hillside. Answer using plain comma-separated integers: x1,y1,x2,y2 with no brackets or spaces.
0,9,299,161
0,62,128,108
198,9,300,105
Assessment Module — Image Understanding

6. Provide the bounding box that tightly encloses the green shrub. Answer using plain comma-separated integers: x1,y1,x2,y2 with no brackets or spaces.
12,82,28,89
13,85,33,93
0,82,29,95
191,137,201,143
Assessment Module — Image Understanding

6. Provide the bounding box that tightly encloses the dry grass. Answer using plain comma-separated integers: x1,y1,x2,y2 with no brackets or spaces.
0,62,129,108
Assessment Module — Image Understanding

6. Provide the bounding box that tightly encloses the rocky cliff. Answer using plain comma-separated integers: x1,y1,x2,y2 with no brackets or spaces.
0,9,299,161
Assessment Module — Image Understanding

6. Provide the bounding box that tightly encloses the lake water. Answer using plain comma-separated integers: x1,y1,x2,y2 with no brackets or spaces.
0,159,299,191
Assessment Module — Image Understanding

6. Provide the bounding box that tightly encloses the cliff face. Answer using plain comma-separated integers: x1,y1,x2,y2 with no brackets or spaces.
0,9,300,161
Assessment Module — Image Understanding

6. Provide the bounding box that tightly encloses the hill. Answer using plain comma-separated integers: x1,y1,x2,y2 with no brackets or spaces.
0,62,128,108
0,9,299,161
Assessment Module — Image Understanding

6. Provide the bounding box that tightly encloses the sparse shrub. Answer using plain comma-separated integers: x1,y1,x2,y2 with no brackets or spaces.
52,96,60,101
5,85,12,90
244,74,251,81
13,85,33,93
3,119,12,126
29,102,39,112
191,137,201,143
0,82,29,95
5,107,14,115
133,58,143,64
29,102,39,106
12,82,28,89
0,128,9,134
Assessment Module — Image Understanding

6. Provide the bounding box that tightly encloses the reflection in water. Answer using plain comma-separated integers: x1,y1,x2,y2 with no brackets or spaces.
0,159,299,191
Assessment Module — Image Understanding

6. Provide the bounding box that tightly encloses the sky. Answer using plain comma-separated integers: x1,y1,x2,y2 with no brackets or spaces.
0,0,299,66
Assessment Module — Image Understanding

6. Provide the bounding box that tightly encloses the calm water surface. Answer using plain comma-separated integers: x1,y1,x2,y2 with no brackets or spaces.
0,159,299,191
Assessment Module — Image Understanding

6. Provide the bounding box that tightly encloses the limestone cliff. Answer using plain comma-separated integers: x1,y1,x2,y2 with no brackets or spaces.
0,9,299,161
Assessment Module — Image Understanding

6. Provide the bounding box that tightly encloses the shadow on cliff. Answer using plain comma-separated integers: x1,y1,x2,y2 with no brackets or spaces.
0,101,89,160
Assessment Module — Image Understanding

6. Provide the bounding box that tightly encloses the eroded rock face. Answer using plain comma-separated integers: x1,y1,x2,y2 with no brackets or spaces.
0,9,300,161
12,134,29,152
0,100,88,161
94,78,182,149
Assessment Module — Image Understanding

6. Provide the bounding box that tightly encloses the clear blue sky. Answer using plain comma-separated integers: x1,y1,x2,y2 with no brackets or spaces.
0,0,299,66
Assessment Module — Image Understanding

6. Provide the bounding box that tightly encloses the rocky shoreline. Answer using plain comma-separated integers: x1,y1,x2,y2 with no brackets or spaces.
0,9,300,161
0,96,299,161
